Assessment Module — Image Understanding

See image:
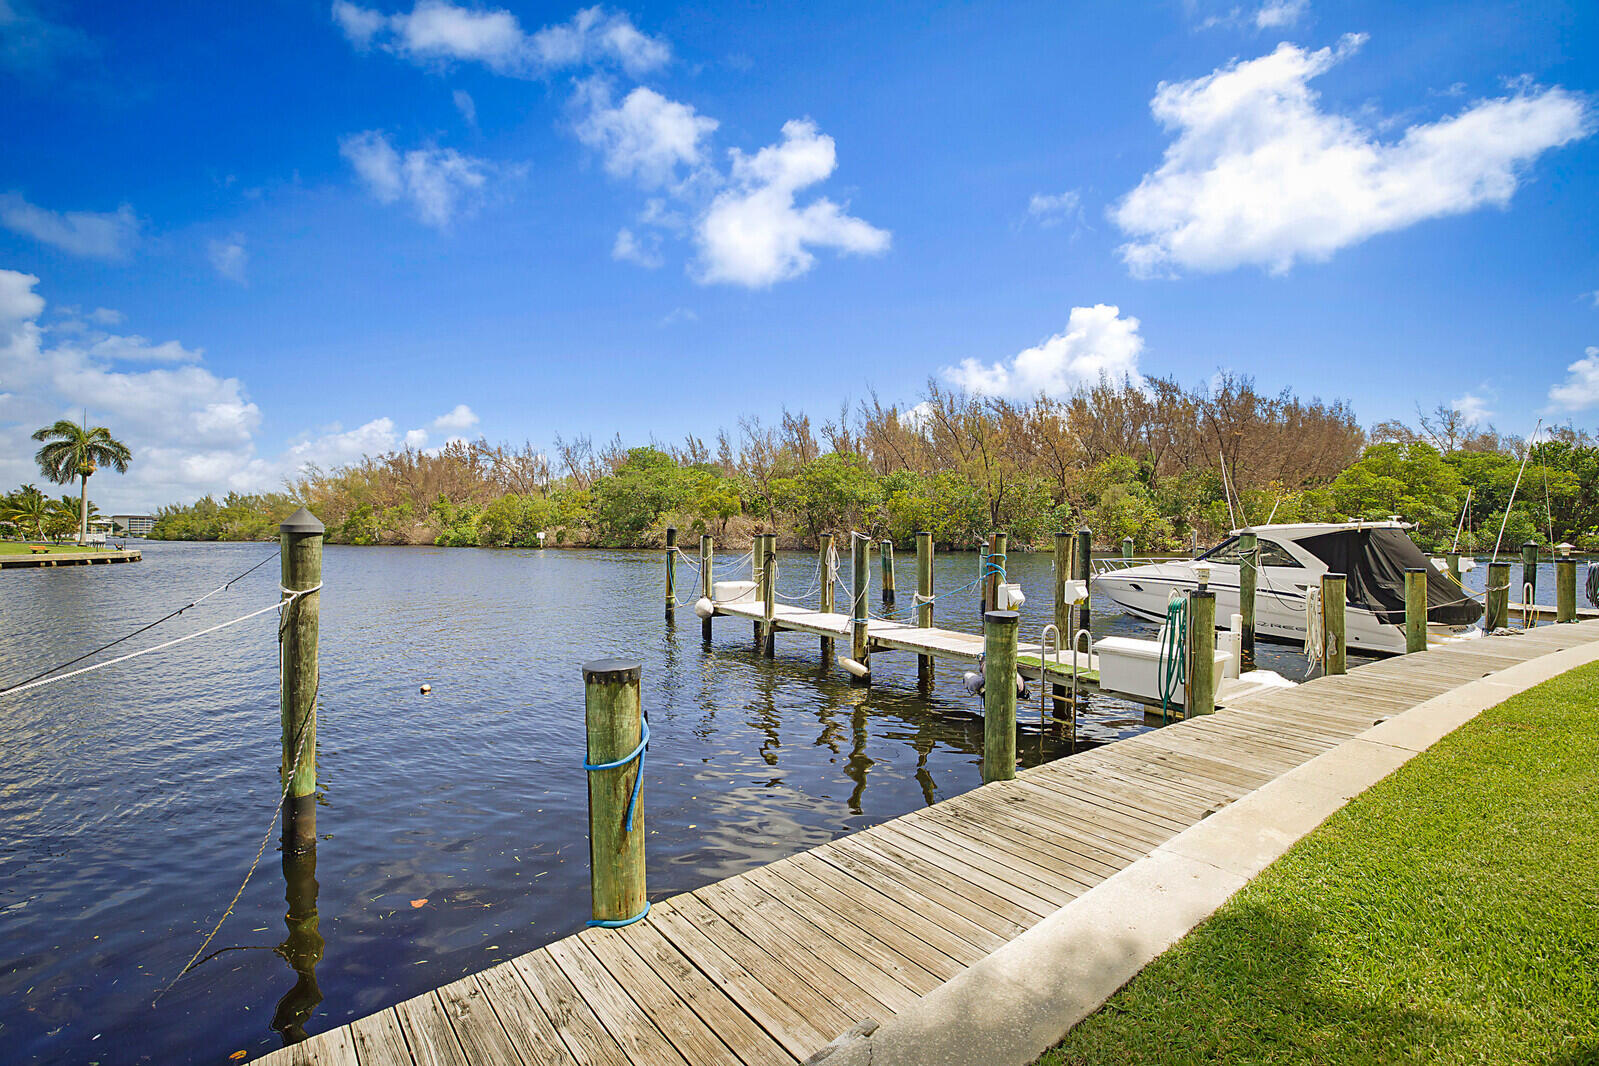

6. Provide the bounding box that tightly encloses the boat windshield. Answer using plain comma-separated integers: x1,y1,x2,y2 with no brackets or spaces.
1197,536,1303,567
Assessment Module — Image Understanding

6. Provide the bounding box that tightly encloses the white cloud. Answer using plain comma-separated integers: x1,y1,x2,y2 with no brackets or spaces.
1027,190,1081,228
339,129,491,228
208,234,248,283
1451,389,1493,426
612,226,662,268
332,1,669,77
431,403,478,431
1254,0,1308,29
694,119,890,288
88,334,203,363
1586,290,1599,309
575,82,718,190
943,304,1144,399
0,192,140,260
88,307,124,326
0,267,469,510
453,87,476,125
1548,347,1599,412
403,427,430,449
660,307,697,325
1111,36,1592,277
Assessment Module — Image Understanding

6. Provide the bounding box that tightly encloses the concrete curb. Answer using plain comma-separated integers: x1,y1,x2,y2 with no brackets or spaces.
820,629,1599,1066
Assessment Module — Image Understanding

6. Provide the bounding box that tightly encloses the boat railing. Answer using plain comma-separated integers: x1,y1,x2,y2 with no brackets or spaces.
1092,556,1192,576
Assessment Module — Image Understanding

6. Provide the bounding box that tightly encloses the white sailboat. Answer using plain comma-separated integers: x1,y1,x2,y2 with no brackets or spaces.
1093,521,1484,656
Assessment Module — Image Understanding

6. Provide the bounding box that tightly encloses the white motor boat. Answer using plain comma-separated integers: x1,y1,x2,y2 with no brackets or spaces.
1092,521,1484,656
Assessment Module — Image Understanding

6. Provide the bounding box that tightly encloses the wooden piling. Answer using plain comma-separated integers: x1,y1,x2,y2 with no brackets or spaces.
1321,572,1347,676
1404,567,1427,653
1075,527,1093,634
981,610,1019,783
1053,531,1071,715
1121,536,1133,562
665,526,677,620
279,506,323,854
916,531,934,686
1555,551,1577,623
700,534,713,642
881,539,896,607
583,658,646,925
1445,551,1462,584
1237,528,1257,673
851,533,870,681
1486,560,1510,631
1521,540,1539,609
760,534,776,657
982,532,1007,615
819,533,836,661
1187,588,1215,716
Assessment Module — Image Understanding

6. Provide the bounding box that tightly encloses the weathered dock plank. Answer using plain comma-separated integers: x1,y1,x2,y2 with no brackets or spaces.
0,548,141,569
253,621,1599,1066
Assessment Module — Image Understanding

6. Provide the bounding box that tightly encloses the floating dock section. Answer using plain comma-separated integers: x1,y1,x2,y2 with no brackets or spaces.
0,548,141,569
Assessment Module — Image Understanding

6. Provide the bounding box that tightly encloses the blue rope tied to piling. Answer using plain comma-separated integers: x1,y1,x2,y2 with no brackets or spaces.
587,900,650,928
582,714,651,929
983,552,1007,580
583,715,650,831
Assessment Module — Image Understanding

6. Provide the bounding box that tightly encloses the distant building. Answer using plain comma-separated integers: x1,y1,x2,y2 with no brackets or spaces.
112,514,155,536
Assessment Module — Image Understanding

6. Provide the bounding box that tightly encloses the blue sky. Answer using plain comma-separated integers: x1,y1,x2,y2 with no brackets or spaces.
1,0,1596,510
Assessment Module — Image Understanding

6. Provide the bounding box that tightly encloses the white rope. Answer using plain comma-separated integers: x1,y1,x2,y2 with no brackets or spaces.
1,586,320,698
1302,584,1324,680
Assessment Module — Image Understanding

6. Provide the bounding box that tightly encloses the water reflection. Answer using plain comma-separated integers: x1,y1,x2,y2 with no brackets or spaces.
270,846,324,1046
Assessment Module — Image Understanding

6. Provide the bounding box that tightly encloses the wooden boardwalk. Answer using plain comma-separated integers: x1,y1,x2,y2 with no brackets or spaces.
255,620,1599,1066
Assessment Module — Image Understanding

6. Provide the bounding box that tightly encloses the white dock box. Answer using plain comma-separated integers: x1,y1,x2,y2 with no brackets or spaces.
1094,634,1231,707
713,579,758,604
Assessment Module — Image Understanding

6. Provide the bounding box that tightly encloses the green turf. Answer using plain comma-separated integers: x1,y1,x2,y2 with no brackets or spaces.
1038,660,1599,1066
0,542,105,555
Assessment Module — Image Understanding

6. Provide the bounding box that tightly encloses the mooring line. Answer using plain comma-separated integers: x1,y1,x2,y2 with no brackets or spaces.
1,549,281,693
0,586,318,698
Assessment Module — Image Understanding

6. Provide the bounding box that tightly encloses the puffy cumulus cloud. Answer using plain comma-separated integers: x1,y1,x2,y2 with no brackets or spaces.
694,119,890,288
431,403,478,431
0,268,486,509
0,192,140,260
208,234,248,283
574,82,718,190
1112,36,1592,277
943,305,1144,399
332,1,668,77
339,129,491,228
1450,389,1494,426
1548,347,1599,412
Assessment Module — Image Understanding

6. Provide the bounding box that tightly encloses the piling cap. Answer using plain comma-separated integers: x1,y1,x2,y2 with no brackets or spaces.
1405,566,1425,573
584,658,642,683
983,610,1020,625
280,506,324,534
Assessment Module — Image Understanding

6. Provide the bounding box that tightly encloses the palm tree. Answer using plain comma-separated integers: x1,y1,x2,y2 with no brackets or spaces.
1,486,49,541
32,418,132,546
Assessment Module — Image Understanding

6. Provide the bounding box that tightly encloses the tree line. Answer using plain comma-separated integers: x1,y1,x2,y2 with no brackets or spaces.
132,376,1598,554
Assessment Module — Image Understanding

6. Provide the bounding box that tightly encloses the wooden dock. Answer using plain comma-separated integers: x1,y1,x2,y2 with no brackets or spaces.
0,548,141,569
253,619,1599,1066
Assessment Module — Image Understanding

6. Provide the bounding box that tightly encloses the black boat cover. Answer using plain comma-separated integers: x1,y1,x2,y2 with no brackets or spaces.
1298,528,1483,627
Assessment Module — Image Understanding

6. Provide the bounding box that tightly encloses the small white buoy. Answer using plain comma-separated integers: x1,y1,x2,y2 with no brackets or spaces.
419,684,432,695
693,596,715,620
835,655,871,680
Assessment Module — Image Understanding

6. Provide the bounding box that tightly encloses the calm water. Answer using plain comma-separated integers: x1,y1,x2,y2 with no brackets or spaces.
0,539,1504,1063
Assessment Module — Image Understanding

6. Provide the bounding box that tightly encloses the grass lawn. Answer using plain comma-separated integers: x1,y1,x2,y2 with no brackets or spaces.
0,543,107,555
1039,661,1599,1066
